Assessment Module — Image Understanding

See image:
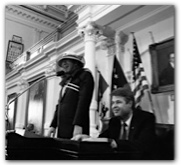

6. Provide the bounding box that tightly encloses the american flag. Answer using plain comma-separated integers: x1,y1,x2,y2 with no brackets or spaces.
132,35,149,108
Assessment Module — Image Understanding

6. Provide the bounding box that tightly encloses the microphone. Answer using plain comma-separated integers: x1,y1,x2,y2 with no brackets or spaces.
5,70,66,128
6,71,65,107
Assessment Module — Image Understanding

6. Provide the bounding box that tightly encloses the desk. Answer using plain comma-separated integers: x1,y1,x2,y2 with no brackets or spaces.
6,132,142,160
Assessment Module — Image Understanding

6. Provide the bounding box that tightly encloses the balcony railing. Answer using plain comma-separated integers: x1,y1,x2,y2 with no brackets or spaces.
9,27,62,70
6,10,78,75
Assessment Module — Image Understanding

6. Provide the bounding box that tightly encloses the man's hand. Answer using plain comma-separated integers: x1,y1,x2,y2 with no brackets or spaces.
46,127,55,137
71,134,90,141
110,139,118,148
73,125,83,137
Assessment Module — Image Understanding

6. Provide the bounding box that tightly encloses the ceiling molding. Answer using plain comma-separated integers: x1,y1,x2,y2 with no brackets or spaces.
5,5,67,32
20,5,67,23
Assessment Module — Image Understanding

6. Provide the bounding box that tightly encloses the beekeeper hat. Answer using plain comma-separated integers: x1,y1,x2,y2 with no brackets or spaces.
57,51,85,67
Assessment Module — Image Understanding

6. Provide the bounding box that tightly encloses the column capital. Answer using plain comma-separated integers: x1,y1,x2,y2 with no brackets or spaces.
98,37,115,50
77,21,103,41
96,25,116,52
78,22,117,47
115,31,129,53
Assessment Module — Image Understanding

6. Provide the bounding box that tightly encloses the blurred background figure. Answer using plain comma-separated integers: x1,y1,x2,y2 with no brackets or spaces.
25,123,35,133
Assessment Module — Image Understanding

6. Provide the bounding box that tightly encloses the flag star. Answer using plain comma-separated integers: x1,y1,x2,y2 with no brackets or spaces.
114,74,118,79
112,56,128,91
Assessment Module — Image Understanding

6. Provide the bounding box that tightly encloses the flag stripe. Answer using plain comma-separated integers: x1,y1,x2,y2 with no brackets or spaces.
133,76,149,90
134,84,149,98
132,35,149,108
135,89,145,107
133,82,149,95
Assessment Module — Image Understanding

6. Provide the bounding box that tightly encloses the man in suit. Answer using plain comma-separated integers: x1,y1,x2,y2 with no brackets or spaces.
72,87,156,159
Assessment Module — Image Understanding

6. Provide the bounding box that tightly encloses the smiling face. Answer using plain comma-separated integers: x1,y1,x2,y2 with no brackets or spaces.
111,95,133,120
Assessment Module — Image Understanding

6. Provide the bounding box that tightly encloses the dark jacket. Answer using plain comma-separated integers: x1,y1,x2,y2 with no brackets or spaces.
99,108,156,159
50,68,94,139
159,63,174,86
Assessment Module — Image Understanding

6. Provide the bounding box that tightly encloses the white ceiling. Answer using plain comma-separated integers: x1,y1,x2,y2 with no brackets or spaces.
95,5,175,33
19,5,68,23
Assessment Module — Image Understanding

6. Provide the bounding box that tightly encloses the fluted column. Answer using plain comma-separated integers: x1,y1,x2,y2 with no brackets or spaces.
78,22,103,137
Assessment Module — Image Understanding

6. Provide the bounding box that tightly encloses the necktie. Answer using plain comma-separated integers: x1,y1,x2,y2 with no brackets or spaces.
120,122,127,140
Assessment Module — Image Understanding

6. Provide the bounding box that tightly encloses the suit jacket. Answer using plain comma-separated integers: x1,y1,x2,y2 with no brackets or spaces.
99,108,156,158
50,68,94,139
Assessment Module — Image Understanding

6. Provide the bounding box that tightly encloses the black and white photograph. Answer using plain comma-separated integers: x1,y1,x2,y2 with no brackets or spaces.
4,2,176,162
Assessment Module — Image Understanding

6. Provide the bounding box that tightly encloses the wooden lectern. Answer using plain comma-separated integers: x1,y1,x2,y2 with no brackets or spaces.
6,132,142,160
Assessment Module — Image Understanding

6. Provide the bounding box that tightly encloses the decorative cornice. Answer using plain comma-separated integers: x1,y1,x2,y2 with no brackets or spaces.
21,5,67,22
73,5,87,14
5,5,60,30
31,5,67,14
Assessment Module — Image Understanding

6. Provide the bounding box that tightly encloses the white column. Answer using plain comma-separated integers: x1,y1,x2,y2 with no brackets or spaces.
15,78,29,130
78,22,102,137
44,61,61,135
97,26,116,119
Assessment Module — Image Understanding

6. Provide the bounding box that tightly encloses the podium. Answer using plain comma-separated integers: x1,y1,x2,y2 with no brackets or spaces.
6,132,142,160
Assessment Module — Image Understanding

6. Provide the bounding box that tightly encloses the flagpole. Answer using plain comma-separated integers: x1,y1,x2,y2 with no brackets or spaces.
97,69,101,116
